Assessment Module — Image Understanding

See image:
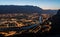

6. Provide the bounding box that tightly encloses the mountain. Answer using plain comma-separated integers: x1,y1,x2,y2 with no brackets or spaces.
43,10,58,15
49,9,60,33
0,5,42,14
0,5,58,15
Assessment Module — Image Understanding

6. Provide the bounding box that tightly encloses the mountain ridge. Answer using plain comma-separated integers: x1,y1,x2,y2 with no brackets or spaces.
0,5,58,15
0,5,42,14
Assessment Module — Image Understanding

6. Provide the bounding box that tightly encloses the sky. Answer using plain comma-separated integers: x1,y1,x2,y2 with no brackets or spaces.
0,0,60,10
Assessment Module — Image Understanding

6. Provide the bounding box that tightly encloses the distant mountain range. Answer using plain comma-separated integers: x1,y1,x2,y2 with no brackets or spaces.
0,5,42,14
0,5,58,15
43,10,58,15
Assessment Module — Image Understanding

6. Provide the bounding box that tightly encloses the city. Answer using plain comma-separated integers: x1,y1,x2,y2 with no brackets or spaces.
0,13,52,36
0,0,60,37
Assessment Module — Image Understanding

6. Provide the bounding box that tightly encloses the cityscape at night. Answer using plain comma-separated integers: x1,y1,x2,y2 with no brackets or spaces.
0,0,60,37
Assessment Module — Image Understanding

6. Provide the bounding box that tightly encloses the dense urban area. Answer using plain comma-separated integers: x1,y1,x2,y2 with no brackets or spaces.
0,13,52,36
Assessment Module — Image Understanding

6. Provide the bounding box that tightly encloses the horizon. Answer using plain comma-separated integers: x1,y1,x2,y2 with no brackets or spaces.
0,0,60,10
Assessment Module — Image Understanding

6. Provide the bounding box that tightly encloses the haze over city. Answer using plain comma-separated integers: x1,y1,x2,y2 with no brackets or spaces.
0,0,60,10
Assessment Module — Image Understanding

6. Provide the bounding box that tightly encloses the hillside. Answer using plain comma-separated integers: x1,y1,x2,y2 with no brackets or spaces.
43,10,57,15
0,5,42,14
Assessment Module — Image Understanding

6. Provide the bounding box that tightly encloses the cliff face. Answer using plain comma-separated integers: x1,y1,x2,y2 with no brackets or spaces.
51,9,60,24
49,9,60,33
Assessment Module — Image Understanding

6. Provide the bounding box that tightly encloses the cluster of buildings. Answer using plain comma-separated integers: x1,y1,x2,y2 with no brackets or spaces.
0,13,52,36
